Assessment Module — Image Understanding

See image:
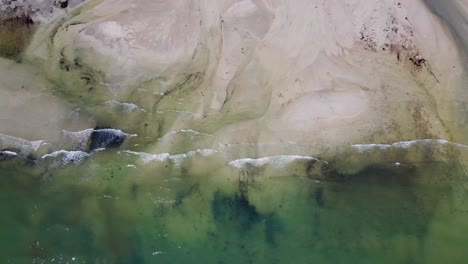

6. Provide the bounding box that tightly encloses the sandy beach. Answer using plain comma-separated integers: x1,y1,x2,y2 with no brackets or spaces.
0,0,466,158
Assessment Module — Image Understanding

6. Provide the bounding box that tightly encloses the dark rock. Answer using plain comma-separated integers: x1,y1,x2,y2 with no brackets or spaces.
0,150,18,161
89,129,126,150
59,0,69,8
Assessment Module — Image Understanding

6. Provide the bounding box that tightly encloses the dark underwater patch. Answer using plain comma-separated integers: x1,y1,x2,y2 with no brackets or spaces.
174,184,199,208
77,223,96,255
130,183,140,199
314,187,325,208
212,191,261,231
263,213,284,246
211,191,283,246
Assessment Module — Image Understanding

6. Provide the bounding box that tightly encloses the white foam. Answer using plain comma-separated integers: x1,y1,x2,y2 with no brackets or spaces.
228,155,317,169
160,129,211,139
92,148,106,153
104,100,147,113
351,144,391,153
392,139,449,148
169,153,186,167
196,149,218,156
123,149,218,166
0,150,18,157
352,139,467,152
123,150,171,164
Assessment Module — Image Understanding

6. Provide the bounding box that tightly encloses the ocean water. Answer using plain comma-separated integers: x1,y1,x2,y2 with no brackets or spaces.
0,152,467,264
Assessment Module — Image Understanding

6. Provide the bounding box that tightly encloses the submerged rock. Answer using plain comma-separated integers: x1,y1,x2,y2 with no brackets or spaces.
41,150,89,167
61,128,131,152
0,127,129,165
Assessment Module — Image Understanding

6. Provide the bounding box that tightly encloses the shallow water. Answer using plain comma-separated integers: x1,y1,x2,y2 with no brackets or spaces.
1,152,467,264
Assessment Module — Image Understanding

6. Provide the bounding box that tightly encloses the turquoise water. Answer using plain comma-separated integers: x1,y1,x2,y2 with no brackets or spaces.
0,156,467,264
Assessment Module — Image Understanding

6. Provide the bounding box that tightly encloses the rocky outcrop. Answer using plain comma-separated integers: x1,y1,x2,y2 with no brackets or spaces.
89,128,127,150
0,0,466,170
41,149,89,167
15,0,466,158
0,128,129,164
